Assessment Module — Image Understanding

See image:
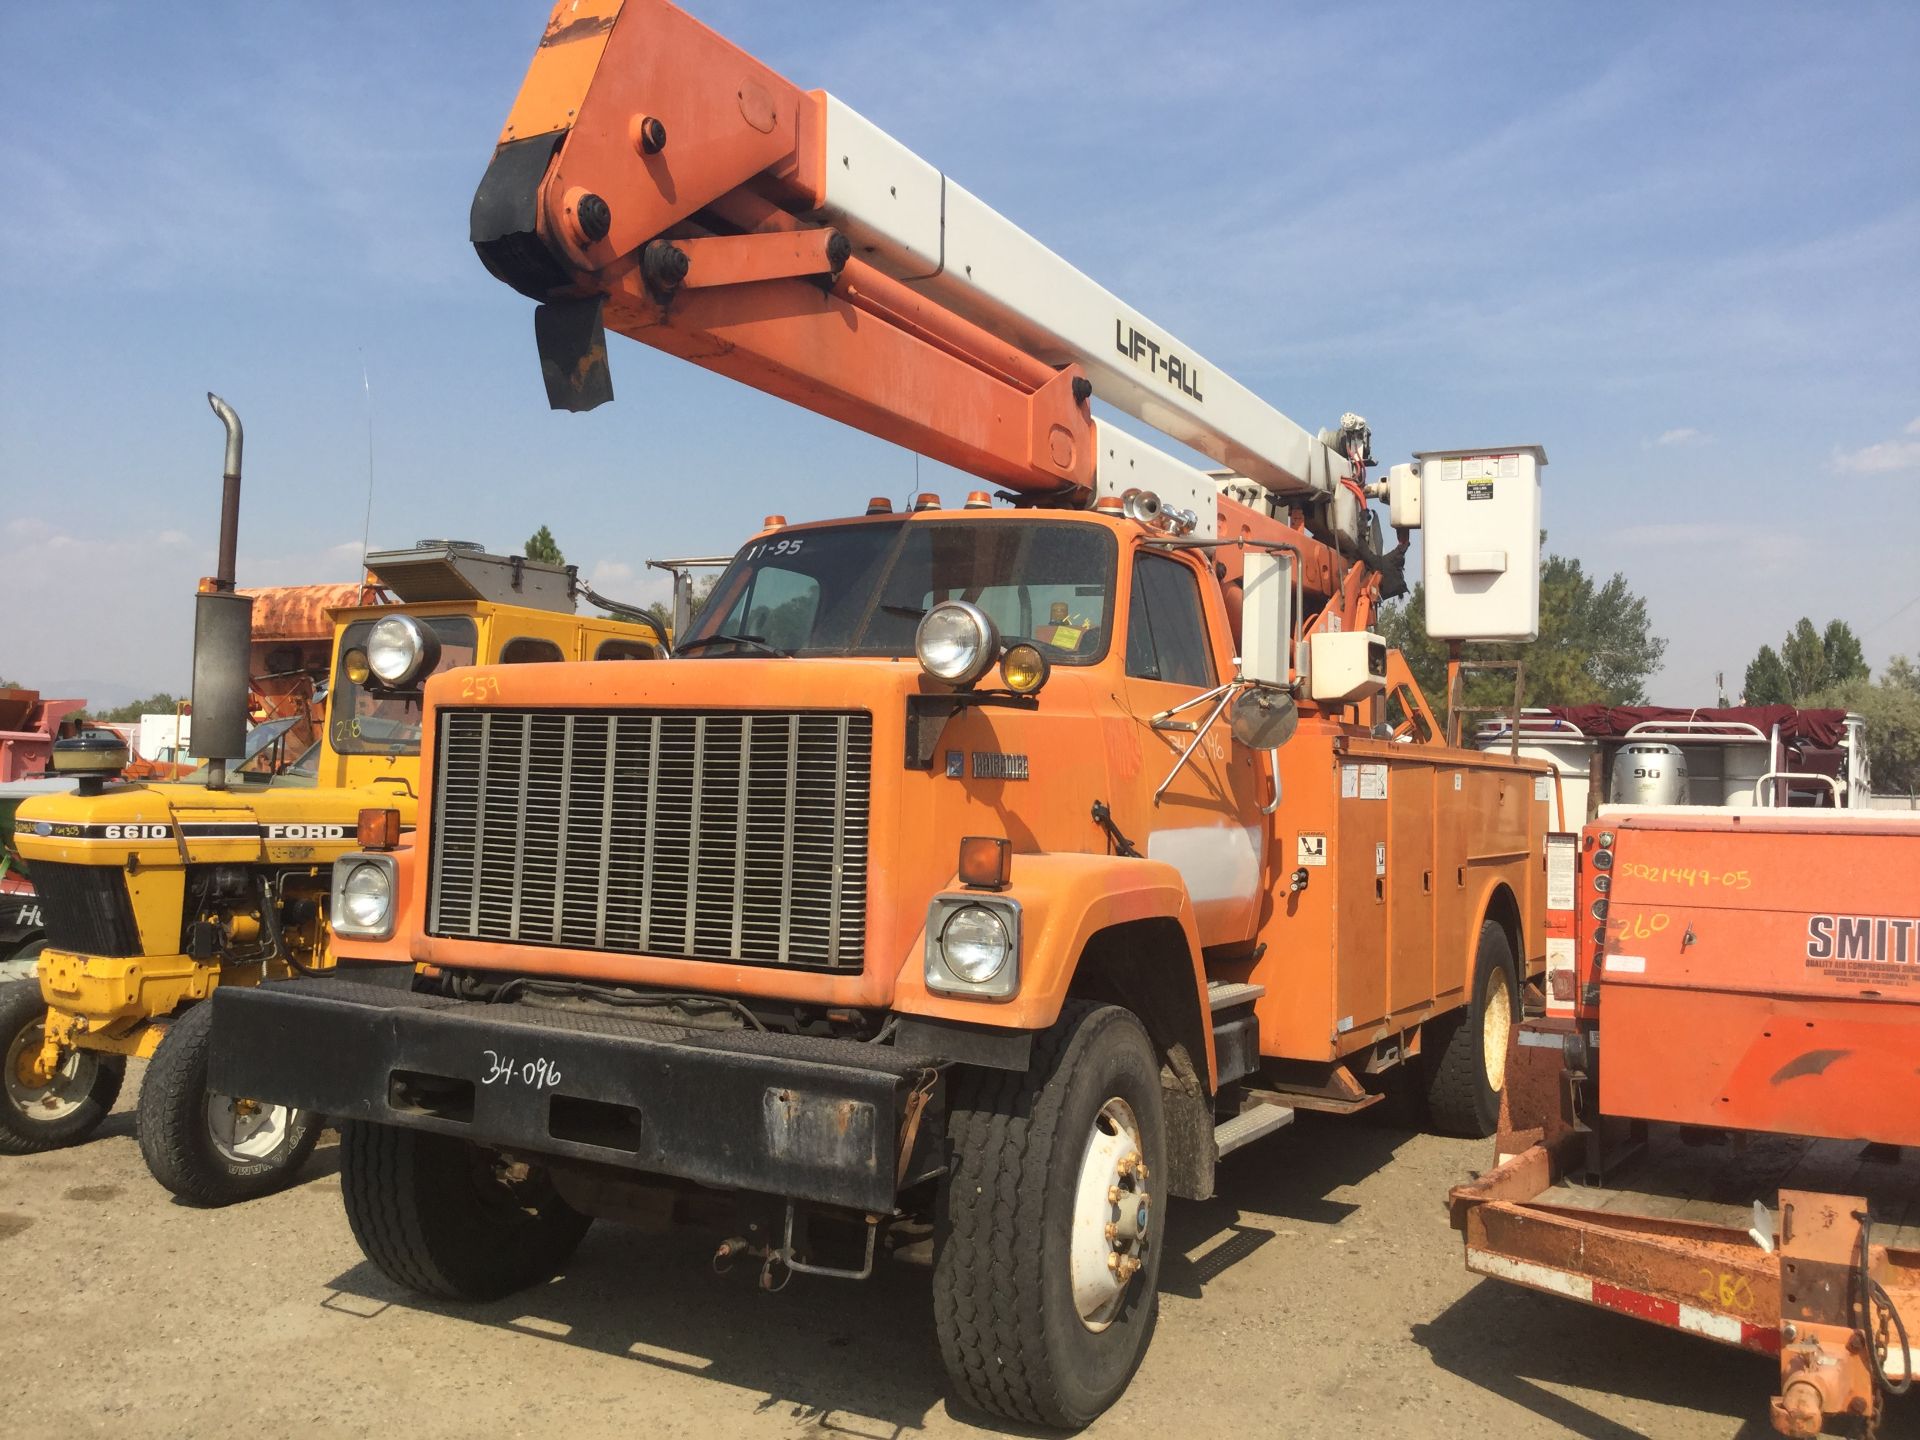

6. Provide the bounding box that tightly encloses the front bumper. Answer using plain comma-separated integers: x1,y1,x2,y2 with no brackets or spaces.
210,977,934,1212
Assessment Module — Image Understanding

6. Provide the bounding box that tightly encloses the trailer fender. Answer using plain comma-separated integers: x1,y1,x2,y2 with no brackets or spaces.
890,852,1214,1084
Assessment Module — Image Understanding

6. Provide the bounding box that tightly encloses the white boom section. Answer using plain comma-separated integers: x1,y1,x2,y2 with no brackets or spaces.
814,97,1354,534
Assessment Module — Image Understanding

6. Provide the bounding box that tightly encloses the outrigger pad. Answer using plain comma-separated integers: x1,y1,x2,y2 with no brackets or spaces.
535,296,614,413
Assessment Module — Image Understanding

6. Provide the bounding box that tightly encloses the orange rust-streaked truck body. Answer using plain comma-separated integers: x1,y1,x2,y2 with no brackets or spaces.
389,508,1546,1064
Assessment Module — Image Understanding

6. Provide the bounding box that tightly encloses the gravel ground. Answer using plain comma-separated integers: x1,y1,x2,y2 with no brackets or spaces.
1,1064,1901,1440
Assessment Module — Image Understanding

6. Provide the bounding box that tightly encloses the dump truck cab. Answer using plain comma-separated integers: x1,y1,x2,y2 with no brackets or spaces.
1,538,663,1204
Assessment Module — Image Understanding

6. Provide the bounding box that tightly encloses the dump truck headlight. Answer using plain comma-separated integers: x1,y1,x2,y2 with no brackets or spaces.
925,895,1020,999
916,601,998,686
333,854,396,939
366,615,440,687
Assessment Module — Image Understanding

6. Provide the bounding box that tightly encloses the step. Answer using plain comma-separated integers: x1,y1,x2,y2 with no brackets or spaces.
1207,980,1266,1012
1214,1100,1295,1158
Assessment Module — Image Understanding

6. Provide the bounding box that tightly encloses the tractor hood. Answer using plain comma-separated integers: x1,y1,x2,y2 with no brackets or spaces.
12,777,392,869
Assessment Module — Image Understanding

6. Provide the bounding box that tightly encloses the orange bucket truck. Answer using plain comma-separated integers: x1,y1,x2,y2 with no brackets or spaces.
212,2,1555,1424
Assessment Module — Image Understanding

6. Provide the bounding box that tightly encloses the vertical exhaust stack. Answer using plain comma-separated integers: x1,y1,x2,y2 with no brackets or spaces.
189,394,254,791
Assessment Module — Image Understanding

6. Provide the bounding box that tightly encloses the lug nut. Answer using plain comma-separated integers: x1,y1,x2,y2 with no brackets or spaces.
1107,1253,1119,1271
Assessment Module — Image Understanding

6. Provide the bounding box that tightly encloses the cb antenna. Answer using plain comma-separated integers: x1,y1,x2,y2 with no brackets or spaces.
359,350,376,573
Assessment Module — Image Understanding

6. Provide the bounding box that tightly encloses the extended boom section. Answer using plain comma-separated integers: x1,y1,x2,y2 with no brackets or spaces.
472,0,1357,539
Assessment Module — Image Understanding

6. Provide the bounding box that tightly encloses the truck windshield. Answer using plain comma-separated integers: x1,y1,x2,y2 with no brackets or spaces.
329,615,478,755
684,519,1115,662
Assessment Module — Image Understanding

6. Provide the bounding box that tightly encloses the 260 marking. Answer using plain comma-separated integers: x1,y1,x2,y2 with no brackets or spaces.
1697,1268,1755,1313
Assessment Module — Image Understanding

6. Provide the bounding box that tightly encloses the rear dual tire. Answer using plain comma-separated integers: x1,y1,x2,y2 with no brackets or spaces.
1424,919,1520,1138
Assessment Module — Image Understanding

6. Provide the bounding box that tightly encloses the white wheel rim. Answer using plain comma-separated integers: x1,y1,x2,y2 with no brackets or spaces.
1068,1096,1152,1332
205,1092,297,1162
4,1018,96,1123
1483,967,1513,1092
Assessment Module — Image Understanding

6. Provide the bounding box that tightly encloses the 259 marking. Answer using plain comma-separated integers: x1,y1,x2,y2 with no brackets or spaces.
480,1050,562,1089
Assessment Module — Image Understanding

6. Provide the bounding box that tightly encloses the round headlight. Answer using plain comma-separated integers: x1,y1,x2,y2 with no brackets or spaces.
342,647,371,685
366,616,438,686
1000,642,1050,695
916,601,998,685
941,904,1009,983
340,861,393,930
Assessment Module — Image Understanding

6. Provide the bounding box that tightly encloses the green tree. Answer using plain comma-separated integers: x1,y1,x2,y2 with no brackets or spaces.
1743,617,1869,703
524,525,566,566
1810,653,1919,796
1744,645,1791,704
88,692,186,723
1821,620,1868,686
1376,551,1665,710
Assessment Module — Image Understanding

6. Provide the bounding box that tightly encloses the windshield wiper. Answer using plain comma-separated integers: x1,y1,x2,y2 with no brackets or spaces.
676,632,788,657
880,603,927,618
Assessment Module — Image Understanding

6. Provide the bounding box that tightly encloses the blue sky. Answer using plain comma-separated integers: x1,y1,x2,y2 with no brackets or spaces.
3,1,1916,706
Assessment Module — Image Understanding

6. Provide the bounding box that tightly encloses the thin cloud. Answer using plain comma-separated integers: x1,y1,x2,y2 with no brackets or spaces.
1653,427,1703,446
1831,417,1920,475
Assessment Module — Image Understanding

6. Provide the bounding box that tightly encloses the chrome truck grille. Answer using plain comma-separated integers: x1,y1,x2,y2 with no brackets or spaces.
427,709,872,969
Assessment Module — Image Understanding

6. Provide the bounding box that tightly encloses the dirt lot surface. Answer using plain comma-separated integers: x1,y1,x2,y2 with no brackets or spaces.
2,1066,1904,1440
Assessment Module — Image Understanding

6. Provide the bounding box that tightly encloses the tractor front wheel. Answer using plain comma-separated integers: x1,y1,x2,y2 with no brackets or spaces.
0,979,123,1154
137,999,319,1205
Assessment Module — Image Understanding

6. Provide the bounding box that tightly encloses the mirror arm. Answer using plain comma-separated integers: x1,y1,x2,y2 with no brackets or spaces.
1153,676,1243,806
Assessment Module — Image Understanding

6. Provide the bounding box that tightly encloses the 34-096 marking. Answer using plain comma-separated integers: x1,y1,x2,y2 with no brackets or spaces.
480,1051,563,1089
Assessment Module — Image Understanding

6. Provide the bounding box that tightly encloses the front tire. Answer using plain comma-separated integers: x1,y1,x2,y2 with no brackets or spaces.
933,1001,1166,1429
137,999,319,1204
0,978,123,1154
1424,919,1520,1137
341,1121,592,1301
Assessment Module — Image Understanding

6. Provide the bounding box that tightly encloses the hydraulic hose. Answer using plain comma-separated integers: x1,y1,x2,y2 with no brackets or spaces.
1857,1210,1912,1399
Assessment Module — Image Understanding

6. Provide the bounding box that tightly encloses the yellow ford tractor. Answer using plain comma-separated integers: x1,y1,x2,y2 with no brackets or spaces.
2,395,663,1203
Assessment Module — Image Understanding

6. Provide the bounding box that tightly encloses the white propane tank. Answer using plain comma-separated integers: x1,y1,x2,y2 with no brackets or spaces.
1719,744,1770,807
1610,742,1690,806
1479,731,1597,830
